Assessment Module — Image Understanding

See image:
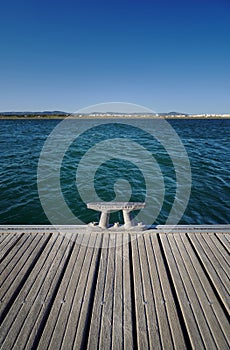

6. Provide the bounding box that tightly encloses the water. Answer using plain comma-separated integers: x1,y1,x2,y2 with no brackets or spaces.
0,118,229,225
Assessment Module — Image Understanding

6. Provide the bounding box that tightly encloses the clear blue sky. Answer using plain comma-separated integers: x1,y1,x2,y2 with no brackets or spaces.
0,0,229,113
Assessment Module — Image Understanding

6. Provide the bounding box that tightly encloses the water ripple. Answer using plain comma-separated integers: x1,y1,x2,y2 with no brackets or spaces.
0,119,229,224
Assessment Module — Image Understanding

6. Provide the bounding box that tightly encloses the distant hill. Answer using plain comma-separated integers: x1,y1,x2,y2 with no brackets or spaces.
0,111,187,116
0,111,69,116
159,111,188,116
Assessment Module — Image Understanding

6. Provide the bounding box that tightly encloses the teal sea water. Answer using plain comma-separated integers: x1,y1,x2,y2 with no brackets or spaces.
0,119,229,225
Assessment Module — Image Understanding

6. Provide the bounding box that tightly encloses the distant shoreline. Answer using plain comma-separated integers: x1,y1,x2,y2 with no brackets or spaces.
0,115,230,120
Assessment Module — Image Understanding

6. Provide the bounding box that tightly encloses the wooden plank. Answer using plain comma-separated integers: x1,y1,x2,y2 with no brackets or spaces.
0,234,46,312
0,235,71,348
180,234,230,344
215,233,230,252
0,233,59,348
1,229,229,349
145,233,172,349
87,234,109,349
0,234,31,279
0,234,73,350
0,233,16,245
41,232,94,350
0,233,17,246
71,233,102,349
87,233,133,349
138,233,164,349
98,233,116,349
176,234,229,349
206,234,229,274
131,233,149,349
188,233,229,312
222,233,230,250
149,233,186,349
167,234,220,349
160,233,205,349
0,234,20,259
110,233,133,350
0,233,8,244
121,233,134,350
23,233,78,350
111,234,123,350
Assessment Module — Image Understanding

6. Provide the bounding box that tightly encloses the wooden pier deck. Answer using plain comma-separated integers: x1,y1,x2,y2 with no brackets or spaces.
0,226,229,349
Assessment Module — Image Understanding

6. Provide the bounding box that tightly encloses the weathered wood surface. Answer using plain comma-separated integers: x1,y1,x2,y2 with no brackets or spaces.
0,230,229,349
